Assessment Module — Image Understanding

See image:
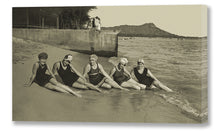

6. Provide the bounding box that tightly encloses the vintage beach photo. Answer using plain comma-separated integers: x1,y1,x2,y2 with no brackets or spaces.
12,5,208,123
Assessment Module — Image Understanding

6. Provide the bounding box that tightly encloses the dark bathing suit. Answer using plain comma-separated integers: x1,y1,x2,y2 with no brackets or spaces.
88,63,105,85
34,63,53,86
57,62,79,87
133,67,154,88
113,66,130,85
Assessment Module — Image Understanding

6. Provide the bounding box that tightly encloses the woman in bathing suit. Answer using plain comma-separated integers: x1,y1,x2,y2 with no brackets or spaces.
130,58,173,92
110,58,146,90
52,54,103,93
83,54,128,91
25,52,81,97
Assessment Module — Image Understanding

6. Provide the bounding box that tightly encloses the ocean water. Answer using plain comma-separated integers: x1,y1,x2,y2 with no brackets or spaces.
13,37,208,123
109,37,208,122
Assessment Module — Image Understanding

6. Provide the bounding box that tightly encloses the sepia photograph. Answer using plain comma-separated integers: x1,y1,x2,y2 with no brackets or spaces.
12,5,207,123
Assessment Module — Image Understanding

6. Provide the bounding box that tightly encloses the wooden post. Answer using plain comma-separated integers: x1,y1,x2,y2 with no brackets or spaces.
26,8,29,28
39,16,41,28
39,9,41,28
42,17,44,28
56,16,59,29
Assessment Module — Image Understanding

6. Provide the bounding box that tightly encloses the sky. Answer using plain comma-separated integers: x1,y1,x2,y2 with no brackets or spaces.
89,5,207,37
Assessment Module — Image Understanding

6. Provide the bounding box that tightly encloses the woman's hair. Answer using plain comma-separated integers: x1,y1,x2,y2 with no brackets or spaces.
89,54,98,61
38,52,48,59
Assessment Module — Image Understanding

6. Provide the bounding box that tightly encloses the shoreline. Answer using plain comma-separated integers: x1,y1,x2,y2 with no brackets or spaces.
13,37,199,123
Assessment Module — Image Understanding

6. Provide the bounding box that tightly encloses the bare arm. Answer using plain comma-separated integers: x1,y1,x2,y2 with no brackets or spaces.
130,68,134,77
123,68,131,78
99,64,113,80
148,69,173,92
25,63,38,87
52,62,60,75
147,69,159,81
130,68,138,81
83,64,90,81
46,64,55,78
109,67,116,78
69,64,86,81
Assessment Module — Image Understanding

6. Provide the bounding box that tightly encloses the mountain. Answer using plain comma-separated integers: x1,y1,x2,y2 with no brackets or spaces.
102,23,199,38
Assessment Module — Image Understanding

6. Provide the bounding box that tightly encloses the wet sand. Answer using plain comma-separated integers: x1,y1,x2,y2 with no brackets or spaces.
12,37,198,123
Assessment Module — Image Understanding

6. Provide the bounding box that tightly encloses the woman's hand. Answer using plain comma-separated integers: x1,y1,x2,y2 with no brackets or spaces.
24,83,32,87
81,76,87,82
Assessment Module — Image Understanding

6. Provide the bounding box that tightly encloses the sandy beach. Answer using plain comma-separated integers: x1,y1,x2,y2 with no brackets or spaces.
12,37,198,123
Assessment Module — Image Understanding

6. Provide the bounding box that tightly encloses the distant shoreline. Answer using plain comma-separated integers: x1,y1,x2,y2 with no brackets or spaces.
118,36,207,39
102,23,207,39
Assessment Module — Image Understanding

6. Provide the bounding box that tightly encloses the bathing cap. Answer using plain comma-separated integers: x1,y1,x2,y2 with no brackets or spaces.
123,58,128,64
137,58,144,64
63,54,73,61
120,58,127,65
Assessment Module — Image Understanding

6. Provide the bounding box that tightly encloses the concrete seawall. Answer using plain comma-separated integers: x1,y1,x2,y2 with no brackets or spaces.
13,29,119,57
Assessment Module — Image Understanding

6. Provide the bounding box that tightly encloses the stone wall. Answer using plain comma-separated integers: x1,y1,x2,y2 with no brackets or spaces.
13,29,119,57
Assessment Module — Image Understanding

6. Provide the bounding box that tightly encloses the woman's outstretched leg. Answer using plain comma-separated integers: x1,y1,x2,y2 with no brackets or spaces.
121,81,141,90
44,83,70,94
76,78,103,92
72,81,89,90
49,78,82,97
105,78,129,91
127,79,146,89
100,83,112,89
153,80,173,92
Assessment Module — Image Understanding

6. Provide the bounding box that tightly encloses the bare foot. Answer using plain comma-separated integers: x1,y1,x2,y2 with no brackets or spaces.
74,92,82,97
122,88,130,91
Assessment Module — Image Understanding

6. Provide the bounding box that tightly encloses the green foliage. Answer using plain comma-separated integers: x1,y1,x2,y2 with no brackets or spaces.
38,7,96,29
13,7,96,29
59,7,96,29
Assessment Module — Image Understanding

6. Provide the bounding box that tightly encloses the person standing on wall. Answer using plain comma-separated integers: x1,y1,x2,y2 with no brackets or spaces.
87,17,93,29
91,16,101,31
95,16,101,31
